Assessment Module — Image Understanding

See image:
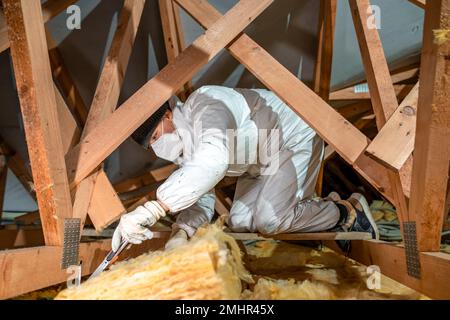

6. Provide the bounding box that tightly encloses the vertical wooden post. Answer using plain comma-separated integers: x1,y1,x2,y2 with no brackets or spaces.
159,0,192,100
0,154,7,220
72,0,145,231
349,0,410,227
313,0,337,196
314,0,337,101
409,0,450,252
4,0,73,246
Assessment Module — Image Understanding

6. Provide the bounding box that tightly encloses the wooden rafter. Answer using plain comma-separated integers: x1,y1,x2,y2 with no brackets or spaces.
72,0,145,232
366,83,419,170
0,228,44,249
330,83,414,101
54,83,81,155
409,0,426,9
86,170,125,231
0,0,447,300
65,0,275,187
409,0,450,252
175,0,368,166
0,139,36,200
0,154,6,220
159,0,191,100
47,31,88,125
349,0,410,226
326,240,450,299
0,237,168,299
313,0,337,196
175,0,406,206
313,0,337,101
4,0,73,246
0,0,78,53
114,164,177,194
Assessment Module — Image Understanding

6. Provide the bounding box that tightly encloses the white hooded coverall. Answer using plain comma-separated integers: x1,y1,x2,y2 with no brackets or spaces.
157,86,340,236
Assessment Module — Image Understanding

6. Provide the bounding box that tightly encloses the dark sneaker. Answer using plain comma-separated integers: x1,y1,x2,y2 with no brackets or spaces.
347,193,380,240
333,193,379,252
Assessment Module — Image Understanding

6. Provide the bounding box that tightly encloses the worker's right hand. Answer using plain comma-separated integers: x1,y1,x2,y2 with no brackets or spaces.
112,201,167,251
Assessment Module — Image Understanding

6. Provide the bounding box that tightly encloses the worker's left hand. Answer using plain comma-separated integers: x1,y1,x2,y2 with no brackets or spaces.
112,201,166,251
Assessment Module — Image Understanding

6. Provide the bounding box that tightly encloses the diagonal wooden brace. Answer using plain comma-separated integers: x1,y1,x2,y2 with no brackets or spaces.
65,0,275,186
175,0,368,166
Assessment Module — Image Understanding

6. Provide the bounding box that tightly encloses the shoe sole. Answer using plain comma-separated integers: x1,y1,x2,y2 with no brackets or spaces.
327,191,341,202
350,193,380,240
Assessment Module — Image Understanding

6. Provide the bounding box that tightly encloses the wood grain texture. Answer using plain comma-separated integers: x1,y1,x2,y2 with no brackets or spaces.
330,84,413,101
4,0,72,246
176,0,368,165
72,0,145,231
0,141,36,200
0,237,168,299
409,0,450,251
54,83,81,155
366,83,419,170
47,30,88,126
88,170,126,231
0,0,78,53
349,0,409,224
65,0,275,186
313,0,337,101
326,240,450,299
408,0,426,9
159,0,191,100
0,155,7,219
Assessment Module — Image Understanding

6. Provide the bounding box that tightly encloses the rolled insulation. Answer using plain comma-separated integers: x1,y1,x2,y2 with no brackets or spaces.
56,225,252,300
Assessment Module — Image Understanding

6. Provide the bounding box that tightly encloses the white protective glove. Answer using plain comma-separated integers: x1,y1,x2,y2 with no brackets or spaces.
112,201,166,251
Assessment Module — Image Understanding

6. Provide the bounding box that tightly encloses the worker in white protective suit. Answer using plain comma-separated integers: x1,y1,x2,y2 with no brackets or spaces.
112,86,379,252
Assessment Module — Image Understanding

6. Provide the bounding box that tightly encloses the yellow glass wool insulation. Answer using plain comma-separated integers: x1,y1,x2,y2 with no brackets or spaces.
243,278,337,300
56,225,252,300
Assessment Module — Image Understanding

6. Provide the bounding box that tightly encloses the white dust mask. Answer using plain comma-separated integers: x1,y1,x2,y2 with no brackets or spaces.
151,121,183,162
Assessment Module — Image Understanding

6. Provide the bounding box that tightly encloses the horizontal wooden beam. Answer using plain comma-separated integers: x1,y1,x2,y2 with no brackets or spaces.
114,164,177,193
65,0,274,186
176,0,368,165
14,211,40,225
0,237,168,299
326,240,450,299
330,84,413,101
0,228,44,249
365,83,419,170
176,0,407,207
229,232,372,241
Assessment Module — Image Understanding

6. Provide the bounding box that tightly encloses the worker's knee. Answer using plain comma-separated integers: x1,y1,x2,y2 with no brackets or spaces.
228,202,252,232
253,213,282,235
